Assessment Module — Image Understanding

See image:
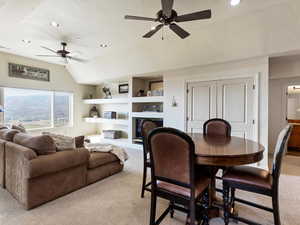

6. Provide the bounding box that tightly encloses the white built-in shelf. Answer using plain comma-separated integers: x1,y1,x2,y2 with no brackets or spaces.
87,135,142,150
84,118,129,126
88,135,129,145
131,96,164,103
83,98,129,105
131,112,164,119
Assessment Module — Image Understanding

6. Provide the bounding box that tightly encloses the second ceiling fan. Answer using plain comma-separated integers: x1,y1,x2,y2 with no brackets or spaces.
125,0,212,39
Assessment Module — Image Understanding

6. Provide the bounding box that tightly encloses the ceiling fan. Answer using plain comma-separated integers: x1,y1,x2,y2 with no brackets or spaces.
37,42,86,63
125,0,212,39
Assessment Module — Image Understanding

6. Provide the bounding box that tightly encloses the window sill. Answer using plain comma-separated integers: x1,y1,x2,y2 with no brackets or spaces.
27,125,74,132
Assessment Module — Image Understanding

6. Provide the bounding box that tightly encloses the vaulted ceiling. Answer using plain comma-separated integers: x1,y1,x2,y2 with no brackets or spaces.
0,0,300,84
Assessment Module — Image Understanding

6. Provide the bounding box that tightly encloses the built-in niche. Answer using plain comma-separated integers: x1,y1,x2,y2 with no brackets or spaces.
132,76,163,97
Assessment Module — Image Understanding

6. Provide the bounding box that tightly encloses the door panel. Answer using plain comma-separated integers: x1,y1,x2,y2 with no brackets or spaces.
187,81,217,133
222,83,246,123
217,78,254,140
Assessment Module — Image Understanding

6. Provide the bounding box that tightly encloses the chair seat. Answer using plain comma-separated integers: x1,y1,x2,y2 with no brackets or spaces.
223,166,272,191
157,176,210,198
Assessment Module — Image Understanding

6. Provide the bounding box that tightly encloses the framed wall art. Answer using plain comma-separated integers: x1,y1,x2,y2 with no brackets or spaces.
8,63,50,82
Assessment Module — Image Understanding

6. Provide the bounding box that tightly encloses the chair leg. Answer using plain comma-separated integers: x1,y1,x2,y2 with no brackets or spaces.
272,192,281,225
141,165,147,198
189,199,196,225
202,190,210,225
223,182,230,225
230,188,236,211
169,201,175,218
150,191,157,225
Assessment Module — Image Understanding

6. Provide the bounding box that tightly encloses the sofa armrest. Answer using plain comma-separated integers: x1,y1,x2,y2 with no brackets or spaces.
6,142,38,161
27,149,90,179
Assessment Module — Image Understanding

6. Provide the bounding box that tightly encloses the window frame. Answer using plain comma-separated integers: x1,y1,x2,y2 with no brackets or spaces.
0,87,74,131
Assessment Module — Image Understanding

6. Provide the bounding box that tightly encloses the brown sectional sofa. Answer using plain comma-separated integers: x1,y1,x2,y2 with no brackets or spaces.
0,129,123,209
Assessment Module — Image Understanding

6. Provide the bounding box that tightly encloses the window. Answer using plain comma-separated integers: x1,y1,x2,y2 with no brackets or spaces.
2,87,73,130
54,92,73,127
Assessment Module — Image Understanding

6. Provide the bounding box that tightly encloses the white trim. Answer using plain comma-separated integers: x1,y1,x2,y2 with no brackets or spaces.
270,74,300,80
253,73,260,143
185,72,259,83
50,92,54,128
184,81,188,132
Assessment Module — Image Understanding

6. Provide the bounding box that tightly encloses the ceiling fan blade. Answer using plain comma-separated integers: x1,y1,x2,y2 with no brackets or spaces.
0,45,9,49
169,23,190,39
125,15,157,22
67,56,87,63
161,0,174,18
143,24,164,38
36,55,61,57
175,9,212,23
41,46,58,54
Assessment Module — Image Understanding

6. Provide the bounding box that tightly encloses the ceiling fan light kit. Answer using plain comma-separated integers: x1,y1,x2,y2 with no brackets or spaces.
125,0,212,39
37,42,86,64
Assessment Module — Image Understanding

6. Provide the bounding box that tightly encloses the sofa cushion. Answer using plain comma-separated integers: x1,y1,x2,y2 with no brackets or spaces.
27,149,90,179
42,132,76,151
88,152,119,169
13,133,56,155
0,129,19,141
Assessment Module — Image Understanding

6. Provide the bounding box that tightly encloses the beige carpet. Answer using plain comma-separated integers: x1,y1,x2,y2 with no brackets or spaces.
0,148,299,225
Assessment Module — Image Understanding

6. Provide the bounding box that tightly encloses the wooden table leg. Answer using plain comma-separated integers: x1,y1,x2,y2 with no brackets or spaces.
207,167,220,219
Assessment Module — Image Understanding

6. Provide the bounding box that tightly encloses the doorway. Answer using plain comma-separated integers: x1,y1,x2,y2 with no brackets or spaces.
286,85,300,155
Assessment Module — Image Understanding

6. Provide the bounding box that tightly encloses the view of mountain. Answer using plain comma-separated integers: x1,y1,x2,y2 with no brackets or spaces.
4,94,70,128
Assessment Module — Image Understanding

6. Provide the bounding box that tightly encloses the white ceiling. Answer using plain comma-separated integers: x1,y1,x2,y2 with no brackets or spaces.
1,0,300,84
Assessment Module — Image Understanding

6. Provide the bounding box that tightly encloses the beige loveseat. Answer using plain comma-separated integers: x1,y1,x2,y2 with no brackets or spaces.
0,128,123,209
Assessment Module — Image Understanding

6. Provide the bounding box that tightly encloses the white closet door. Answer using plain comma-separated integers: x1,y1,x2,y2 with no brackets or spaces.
186,81,217,133
217,78,255,140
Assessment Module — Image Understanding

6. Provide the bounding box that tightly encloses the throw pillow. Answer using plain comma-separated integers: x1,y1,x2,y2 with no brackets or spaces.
42,132,76,151
11,124,26,133
0,129,19,141
75,136,85,148
0,126,8,130
13,133,56,155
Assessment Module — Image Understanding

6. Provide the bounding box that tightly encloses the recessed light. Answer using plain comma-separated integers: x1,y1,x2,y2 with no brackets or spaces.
100,44,108,48
230,0,240,6
22,39,31,44
50,21,60,27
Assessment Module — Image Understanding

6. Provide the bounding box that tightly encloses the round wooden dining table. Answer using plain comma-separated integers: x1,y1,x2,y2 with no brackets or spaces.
188,133,265,218
189,133,265,167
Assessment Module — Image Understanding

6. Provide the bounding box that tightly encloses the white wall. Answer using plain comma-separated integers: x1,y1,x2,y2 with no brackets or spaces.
0,52,97,136
163,57,269,169
269,56,300,152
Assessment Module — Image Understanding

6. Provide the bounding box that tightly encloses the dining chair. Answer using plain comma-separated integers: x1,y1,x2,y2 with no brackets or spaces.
203,118,232,185
203,118,231,137
222,125,292,225
148,127,210,225
141,120,158,198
